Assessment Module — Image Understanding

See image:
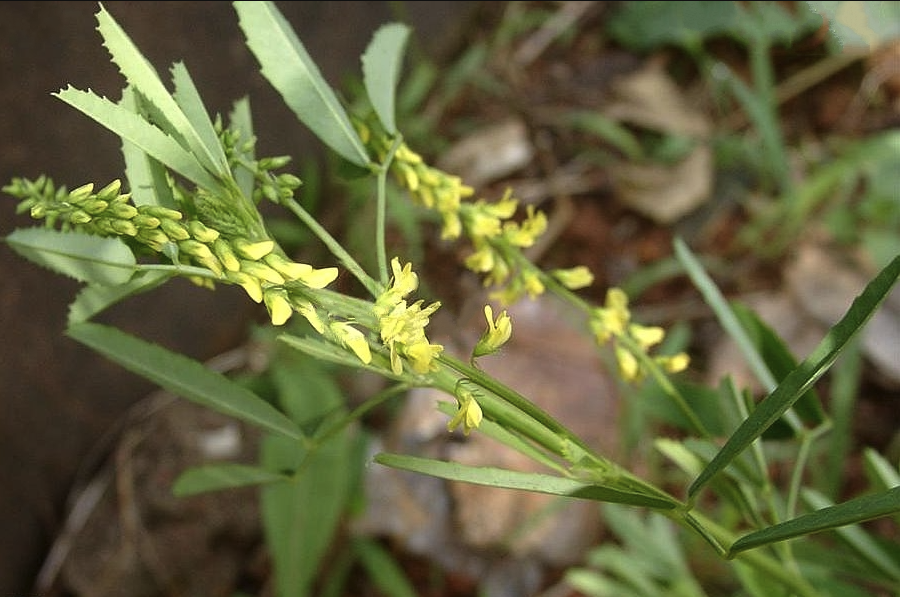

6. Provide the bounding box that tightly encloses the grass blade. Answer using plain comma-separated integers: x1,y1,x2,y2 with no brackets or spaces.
67,322,303,440
362,23,410,135
55,86,223,193
120,87,178,208
6,227,136,286
729,487,900,557
234,1,370,167
95,5,229,177
689,253,900,498
172,463,289,496
375,453,678,509
67,270,172,325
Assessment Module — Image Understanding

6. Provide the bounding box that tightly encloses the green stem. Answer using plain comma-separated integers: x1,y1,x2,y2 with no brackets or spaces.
281,196,381,298
375,135,403,286
682,510,822,597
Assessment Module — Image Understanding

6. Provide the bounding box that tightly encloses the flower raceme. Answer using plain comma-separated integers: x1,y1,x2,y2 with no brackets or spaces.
373,257,443,376
589,287,690,382
6,177,338,330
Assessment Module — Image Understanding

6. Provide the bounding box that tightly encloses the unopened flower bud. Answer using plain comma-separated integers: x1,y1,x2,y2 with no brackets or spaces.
233,238,274,261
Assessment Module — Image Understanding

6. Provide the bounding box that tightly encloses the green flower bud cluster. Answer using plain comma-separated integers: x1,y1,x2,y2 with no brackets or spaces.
6,176,338,328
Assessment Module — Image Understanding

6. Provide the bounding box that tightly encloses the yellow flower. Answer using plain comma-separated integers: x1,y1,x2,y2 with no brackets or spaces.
551,266,594,290
404,340,444,374
614,344,640,382
291,298,325,334
629,323,665,350
226,271,263,303
233,238,275,261
657,352,690,374
473,304,512,358
447,386,483,436
330,321,372,364
590,288,630,343
264,288,293,326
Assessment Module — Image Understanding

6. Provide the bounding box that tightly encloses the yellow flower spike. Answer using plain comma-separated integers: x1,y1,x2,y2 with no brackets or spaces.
233,238,275,261
473,304,512,358
447,386,483,436
552,266,594,290
330,321,372,364
291,298,326,334
239,260,286,285
226,271,263,303
264,288,293,326
629,323,665,350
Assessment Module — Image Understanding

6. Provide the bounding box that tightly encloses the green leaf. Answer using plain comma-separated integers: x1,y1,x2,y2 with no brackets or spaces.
55,86,223,192
729,487,900,557
67,322,303,440
95,5,229,176
120,87,177,208
262,358,353,597
606,1,740,52
375,453,679,509
234,1,370,167
352,536,418,597
361,23,410,135
689,253,900,498
170,61,230,174
6,227,136,286
172,463,289,496
731,300,826,430
228,97,257,201
68,270,172,325
863,448,900,493
802,488,900,583
562,110,644,161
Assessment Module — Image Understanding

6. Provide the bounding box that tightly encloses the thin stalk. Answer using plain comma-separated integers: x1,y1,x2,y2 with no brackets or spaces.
682,510,822,597
375,135,403,286
281,196,381,298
